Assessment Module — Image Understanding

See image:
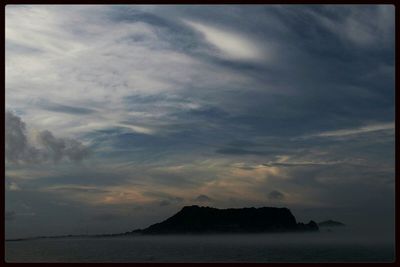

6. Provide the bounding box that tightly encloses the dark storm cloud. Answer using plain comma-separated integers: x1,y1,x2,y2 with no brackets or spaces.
5,111,90,164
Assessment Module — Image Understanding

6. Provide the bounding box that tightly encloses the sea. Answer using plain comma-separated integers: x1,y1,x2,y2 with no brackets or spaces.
5,228,395,263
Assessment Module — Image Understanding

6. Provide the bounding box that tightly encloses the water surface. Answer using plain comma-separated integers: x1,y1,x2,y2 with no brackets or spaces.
5,230,395,263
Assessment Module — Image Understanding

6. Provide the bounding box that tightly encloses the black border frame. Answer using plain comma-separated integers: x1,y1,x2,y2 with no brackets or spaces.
1,1,398,265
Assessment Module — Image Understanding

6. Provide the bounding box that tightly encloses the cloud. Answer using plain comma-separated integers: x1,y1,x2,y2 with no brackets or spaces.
215,147,269,156
40,101,96,115
307,5,394,47
263,160,343,167
142,191,184,205
268,190,285,200
116,123,155,135
6,5,252,139
306,122,394,138
47,185,110,194
5,110,90,164
184,20,265,61
37,130,90,163
5,110,42,163
194,194,212,202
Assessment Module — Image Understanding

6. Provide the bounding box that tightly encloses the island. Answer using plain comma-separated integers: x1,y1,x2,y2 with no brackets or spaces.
126,205,319,234
6,205,319,241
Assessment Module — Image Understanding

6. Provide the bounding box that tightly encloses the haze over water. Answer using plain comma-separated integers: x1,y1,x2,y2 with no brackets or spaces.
5,227,394,263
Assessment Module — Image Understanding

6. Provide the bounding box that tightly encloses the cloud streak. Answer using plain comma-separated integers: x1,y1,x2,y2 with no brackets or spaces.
311,122,394,138
184,20,266,61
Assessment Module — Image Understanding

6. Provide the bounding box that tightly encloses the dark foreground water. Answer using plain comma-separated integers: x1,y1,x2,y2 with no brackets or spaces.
5,230,395,263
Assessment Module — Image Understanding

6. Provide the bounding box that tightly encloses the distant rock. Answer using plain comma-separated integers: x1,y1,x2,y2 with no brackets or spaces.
318,220,345,227
138,205,319,234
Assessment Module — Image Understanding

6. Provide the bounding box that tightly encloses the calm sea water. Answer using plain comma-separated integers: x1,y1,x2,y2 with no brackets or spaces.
5,230,395,263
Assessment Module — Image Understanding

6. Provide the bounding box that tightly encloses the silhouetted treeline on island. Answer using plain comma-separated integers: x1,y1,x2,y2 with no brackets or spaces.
6,205,321,241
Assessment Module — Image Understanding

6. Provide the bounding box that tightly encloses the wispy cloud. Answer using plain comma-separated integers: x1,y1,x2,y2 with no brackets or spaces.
306,5,394,46
306,122,394,138
184,20,267,61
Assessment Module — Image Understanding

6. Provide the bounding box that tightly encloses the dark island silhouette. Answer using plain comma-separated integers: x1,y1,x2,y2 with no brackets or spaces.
125,205,319,235
318,220,345,227
6,205,319,241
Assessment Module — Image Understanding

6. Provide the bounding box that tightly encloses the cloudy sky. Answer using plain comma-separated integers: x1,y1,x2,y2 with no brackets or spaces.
5,5,395,239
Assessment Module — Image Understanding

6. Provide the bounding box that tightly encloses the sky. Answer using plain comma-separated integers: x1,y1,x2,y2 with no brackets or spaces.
5,5,395,239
